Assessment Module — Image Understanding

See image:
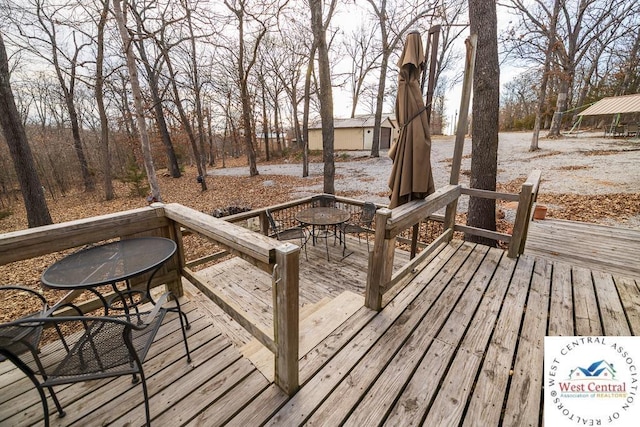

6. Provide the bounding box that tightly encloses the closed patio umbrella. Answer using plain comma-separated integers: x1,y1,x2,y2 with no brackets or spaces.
388,31,435,209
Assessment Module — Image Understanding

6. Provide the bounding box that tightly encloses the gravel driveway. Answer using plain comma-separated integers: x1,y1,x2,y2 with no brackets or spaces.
212,131,640,225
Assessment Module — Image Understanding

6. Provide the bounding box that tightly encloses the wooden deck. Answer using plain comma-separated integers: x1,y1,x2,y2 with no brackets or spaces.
3,235,640,426
525,218,640,280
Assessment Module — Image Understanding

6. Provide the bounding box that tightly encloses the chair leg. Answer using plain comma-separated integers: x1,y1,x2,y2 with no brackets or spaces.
324,233,330,261
139,369,152,427
2,351,63,425
46,385,65,418
173,299,192,362
300,237,308,261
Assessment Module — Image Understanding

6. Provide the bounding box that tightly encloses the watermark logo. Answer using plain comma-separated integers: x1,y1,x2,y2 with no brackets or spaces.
545,336,640,426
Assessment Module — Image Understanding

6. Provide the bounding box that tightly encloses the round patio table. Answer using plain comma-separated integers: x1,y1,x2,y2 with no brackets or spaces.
296,207,350,260
42,237,177,312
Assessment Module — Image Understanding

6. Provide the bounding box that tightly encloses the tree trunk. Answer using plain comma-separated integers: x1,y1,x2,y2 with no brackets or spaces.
370,51,388,158
466,0,499,246
44,17,95,193
96,0,113,200
547,80,568,137
302,43,316,178
207,107,215,166
262,87,270,161
131,5,181,178
310,0,335,194
158,36,207,190
184,1,208,183
113,0,162,201
531,0,560,151
0,31,52,227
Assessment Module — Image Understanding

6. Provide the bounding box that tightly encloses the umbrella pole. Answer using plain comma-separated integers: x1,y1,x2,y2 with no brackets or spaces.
411,27,440,260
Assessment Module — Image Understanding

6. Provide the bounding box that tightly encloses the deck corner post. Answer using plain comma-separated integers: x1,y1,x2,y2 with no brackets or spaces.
509,170,541,258
274,243,300,395
365,208,394,311
259,211,270,236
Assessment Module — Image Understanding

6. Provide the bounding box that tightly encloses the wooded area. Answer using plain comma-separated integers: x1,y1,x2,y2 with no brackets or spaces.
0,0,638,219
499,0,640,136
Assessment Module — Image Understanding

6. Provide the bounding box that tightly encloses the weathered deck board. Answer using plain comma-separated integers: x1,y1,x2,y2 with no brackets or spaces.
308,244,489,426
592,270,631,335
573,266,603,336
502,257,552,427
526,219,640,280
614,276,640,335
191,235,410,351
548,261,574,336
264,243,471,426
5,224,640,427
461,253,536,427
371,246,501,427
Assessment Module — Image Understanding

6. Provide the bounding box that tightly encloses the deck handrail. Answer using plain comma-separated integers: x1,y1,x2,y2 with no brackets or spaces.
160,203,299,395
365,185,461,311
0,203,300,395
364,171,542,310
508,170,542,258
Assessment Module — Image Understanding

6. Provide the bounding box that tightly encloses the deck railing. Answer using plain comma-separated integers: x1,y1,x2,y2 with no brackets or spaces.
0,203,301,396
1,177,541,389
364,170,542,311
365,185,461,310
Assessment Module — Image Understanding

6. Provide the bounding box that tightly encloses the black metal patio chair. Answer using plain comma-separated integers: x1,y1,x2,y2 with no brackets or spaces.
0,285,67,421
0,290,191,427
339,202,377,256
266,209,310,260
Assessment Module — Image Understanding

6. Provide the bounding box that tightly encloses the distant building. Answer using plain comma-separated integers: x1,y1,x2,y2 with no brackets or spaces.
308,115,397,151
255,132,290,152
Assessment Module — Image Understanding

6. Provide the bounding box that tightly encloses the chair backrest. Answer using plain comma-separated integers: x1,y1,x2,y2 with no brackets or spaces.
361,202,377,225
1,314,159,380
0,286,50,360
311,194,336,208
265,210,279,234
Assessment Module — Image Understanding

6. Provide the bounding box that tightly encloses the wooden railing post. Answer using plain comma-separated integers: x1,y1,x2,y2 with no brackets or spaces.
149,202,183,296
508,170,541,258
273,243,299,395
259,211,270,236
444,35,477,241
365,208,394,311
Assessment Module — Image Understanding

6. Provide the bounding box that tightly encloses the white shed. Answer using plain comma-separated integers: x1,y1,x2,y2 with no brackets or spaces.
308,115,396,151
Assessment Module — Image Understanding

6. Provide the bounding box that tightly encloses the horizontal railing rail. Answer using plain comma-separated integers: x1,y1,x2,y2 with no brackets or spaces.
365,170,542,311
365,185,461,311
0,203,301,395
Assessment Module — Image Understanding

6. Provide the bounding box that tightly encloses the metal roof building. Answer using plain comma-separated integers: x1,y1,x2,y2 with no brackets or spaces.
578,93,640,116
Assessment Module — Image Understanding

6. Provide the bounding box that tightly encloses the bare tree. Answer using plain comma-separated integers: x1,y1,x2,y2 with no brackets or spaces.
182,0,209,183
364,0,435,157
309,0,338,194
466,0,500,246
93,0,114,199
113,0,162,201
129,0,182,179
503,0,635,137
222,0,281,177
529,0,560,151
13,0,96,192
342,24,381,118
157,33,207,190
0,30,52,227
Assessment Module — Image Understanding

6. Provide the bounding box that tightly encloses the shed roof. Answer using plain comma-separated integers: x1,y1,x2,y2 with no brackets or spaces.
309,115,395,129
578,93,640,116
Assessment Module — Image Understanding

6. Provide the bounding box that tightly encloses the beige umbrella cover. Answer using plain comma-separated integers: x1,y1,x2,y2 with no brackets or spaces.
388,31,435,209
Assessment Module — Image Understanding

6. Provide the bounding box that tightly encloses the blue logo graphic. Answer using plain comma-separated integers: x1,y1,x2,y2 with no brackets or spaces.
568,360,616,380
